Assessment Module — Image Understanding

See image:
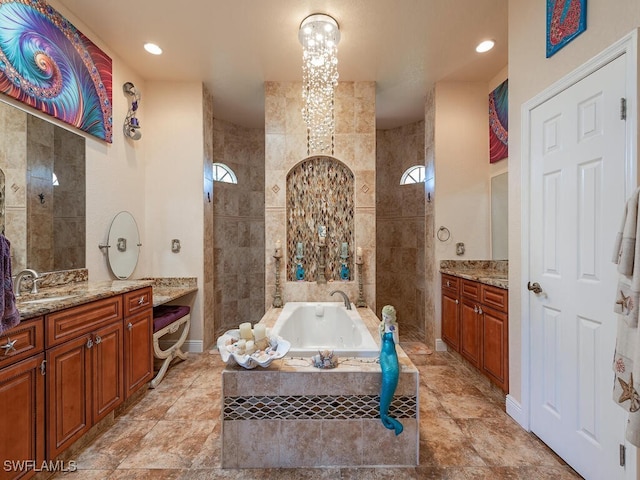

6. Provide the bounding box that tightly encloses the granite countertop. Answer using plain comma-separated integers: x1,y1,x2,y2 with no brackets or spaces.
440,260,508,290
16,276,198,320
16,279,154,320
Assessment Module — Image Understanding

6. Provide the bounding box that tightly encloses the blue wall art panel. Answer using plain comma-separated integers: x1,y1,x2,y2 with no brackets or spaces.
546,0,587,58
0,0,112,142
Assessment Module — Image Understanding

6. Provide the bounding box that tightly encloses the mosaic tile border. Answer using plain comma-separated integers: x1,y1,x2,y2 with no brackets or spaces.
224,394,417,421
286,156,355,282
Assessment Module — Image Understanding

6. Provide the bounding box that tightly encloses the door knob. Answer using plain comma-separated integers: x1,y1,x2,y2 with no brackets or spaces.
527,281,543,294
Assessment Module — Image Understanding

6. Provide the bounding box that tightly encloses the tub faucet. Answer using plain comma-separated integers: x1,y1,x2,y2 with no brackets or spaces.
13,268,40,297
330,290,352,310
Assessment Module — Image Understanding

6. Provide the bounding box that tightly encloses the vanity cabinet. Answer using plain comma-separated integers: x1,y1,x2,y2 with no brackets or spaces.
0,318,45,480
123,287,153,398
45,297,124,458
441,274,509,392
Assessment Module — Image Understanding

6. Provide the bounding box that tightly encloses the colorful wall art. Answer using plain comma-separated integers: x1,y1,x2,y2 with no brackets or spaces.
546,0,587,58
489,79,508,164
0,0,112,142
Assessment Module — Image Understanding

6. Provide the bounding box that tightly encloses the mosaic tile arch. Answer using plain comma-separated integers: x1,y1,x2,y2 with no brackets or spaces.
286,156,355,282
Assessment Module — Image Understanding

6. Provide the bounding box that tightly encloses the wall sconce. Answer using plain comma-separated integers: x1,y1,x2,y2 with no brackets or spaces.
123,82,141,140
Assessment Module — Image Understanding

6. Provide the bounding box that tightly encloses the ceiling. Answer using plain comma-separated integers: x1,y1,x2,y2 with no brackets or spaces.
57,0,508,130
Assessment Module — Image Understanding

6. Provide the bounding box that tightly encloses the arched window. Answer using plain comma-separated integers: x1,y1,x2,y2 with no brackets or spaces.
213,163,237,184
400,165,425,185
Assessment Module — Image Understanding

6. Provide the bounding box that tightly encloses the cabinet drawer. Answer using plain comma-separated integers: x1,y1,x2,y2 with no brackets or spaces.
461,279,481,301
442,274,459,295
481,284,508,312
46,296,122,347
123,287,152,317
0,317,44,368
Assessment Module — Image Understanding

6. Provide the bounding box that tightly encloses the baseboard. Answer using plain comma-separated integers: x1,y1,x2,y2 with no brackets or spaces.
506,394,528,430
158,339,203,353
435,339,448,352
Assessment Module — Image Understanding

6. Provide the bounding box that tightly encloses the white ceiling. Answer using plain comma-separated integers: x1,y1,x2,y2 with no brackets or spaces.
57,0,508,130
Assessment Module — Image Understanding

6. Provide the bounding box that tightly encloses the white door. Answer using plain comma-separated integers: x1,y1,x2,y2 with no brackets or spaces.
529,53,632,479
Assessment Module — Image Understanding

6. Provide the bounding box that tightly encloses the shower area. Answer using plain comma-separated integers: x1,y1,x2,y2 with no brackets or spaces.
211,82,435,349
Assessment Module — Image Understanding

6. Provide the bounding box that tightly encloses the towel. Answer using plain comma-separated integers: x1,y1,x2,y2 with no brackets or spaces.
612,187,640,327
0,235,19,334
612,187,640,446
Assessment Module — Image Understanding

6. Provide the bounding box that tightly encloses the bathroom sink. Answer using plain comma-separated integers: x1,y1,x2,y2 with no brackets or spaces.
19,295,78,305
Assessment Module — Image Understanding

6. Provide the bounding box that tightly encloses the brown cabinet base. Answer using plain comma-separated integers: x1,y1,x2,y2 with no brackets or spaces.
441,274,509,392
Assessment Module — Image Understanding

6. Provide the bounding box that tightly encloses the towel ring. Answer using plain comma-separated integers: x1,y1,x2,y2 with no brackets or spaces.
437,226,451,242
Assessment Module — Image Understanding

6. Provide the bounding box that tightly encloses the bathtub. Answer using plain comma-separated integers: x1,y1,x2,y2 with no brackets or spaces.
270,302,380,357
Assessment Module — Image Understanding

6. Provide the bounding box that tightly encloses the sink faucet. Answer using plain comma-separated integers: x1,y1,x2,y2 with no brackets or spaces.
13,269,40,297
330,290,352,310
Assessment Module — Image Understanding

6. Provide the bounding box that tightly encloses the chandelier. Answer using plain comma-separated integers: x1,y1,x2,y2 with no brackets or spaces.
298,14,340,155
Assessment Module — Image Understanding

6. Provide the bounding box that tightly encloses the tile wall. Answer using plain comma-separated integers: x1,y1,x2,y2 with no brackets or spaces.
203,87,215,349
213,118,265,336
265,81,376,309
376,121,426,337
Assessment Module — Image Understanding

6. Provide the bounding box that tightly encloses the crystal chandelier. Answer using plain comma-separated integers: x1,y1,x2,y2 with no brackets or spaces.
298,14,340,155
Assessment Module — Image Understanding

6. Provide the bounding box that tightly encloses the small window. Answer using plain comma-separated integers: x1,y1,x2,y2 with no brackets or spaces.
400,165,425,185
213,163,237,184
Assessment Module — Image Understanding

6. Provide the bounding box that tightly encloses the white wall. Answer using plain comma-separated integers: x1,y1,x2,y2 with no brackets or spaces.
48,0,148,282
48,2,206,349
144,81,205,346
433,81,493,342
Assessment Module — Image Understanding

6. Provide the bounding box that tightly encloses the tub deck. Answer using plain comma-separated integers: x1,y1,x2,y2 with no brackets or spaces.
220,306,419,468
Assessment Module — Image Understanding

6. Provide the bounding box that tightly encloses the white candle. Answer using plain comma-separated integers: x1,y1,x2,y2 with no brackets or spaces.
274,239,282,258
239,322,253,340
341,242,348,257
245,340,256,355
356,246,363,264
253,323,266,341
236,339,246,354
297,242,304,257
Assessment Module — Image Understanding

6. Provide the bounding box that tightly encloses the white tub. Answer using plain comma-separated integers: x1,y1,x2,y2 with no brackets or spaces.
270,302,380,357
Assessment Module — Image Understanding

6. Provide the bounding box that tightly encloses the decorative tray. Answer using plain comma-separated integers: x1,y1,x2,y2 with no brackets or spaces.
216,329,290,369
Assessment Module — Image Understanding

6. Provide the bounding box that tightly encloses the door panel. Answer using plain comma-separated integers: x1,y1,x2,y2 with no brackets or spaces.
529,53,630,479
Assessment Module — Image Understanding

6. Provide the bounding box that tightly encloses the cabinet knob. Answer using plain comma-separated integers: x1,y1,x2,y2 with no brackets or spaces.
127,322,133,330
446,281,451,287
138,296,145,305
95,335,102,345
455,299,459,304
86,338,93,349
1,338,17,355
478,307,483,315
40,359,46,376
474,305,479,313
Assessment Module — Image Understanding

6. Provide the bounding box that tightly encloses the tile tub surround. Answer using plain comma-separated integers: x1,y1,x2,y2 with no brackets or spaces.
439,260,508,289
221,306,419,468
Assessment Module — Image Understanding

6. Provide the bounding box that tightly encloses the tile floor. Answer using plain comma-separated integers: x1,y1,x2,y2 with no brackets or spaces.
53,343,582,480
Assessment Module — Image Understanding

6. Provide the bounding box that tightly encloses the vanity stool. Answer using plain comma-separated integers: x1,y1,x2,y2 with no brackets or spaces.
150,304,191,388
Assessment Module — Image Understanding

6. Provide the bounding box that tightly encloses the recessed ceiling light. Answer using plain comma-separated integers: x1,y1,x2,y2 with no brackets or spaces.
144,43,163,55
475,40,495,53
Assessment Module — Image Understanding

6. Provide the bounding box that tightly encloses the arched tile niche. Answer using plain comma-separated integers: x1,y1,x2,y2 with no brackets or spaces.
286,156,354,282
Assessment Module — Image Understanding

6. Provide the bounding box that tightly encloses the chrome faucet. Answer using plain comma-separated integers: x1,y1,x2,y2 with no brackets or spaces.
13,269,40,297
330,290,352,310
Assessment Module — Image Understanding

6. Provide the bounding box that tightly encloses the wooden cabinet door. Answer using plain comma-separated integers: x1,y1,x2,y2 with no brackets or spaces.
460,298,481,368
46,335,91,459
0,354,44,480
441,291,460,351
124,309,153,398
92,322,124,422
481,305,508,391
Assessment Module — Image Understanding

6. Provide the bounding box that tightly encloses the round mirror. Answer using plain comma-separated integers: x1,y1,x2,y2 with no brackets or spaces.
107,211,140,279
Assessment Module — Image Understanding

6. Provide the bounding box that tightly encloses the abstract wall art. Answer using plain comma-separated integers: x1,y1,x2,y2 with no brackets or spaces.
489,79,508,164
0,0,112,142
546,0,587,58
